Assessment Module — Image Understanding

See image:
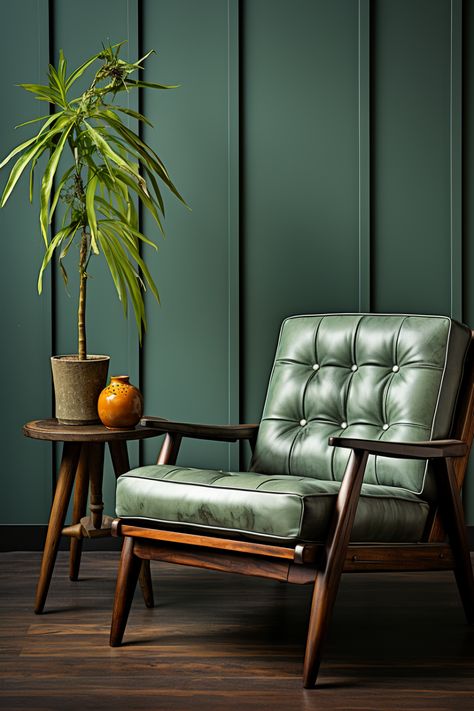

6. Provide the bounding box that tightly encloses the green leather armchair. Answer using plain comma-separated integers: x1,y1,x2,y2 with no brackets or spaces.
109,314,474,688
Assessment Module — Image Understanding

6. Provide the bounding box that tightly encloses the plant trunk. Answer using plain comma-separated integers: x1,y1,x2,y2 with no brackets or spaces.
78,230,88,360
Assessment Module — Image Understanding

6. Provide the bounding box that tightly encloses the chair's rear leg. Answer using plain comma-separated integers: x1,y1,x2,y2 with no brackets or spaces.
139,560,154,609
436,459,474,623
110,536,142,646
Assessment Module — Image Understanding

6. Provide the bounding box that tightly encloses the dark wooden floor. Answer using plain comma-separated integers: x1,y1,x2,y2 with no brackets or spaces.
1,552,474,710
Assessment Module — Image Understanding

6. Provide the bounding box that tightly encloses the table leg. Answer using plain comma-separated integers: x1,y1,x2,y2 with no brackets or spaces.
109,440,154,609
35,442,81,614
69,446,90,581
89,443,105,530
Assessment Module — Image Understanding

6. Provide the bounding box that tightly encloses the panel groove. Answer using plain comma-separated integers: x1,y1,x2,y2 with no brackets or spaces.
450,0,463,320
126,0,140,389
358,0,371,312
126,0,141,469
39,0,55,489
228,0,240,471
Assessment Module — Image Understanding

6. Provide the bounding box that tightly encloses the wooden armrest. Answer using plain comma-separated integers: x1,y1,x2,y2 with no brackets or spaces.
140,417,259,443
329,437,467,460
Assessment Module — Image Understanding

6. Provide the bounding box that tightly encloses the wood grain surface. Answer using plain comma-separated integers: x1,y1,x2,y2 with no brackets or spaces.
22,419,164,442
1,551,474,710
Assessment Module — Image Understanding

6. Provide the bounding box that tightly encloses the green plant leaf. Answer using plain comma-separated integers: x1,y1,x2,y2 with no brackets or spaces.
58,49,67,85
97,209,157,250
59,230,76,260
15,113,53,129
83,121,141,180
37,222,78,293
104,227,146,340
106,115,185,204
18,82,63,105
85,170,99,254
0,135,39,171
120,229,159,303
106,105,153,127
125,79,179,90
113,166,164,233
48,64,68,107
39,123,74,244
65,52,101,91
48,165,74,223
59,259,69,288
98,229,128,313
28,151,40,203
103,218,159,305
141,164,165,214
1,139,49,207
0,115,70,205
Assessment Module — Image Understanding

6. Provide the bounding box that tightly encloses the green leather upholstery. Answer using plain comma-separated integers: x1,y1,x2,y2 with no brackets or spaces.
115,314,471,543
116,466,429,542
251,315,470,499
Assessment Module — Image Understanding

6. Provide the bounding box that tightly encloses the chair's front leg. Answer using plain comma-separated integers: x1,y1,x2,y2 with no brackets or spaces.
109,440,155,609
110,536,142,647
303,449,369,688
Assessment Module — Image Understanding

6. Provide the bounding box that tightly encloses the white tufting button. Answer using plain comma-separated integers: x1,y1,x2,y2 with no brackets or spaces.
382,423,389,431
341,421,348,429
392,365,399,373
351,364,358,372
300,419,307,427
312,363,320,371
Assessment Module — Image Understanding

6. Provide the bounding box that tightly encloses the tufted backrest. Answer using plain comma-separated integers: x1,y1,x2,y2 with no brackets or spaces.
250,314,471,499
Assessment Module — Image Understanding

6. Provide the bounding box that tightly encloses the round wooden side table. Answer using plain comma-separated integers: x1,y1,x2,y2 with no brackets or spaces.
23,419,163,614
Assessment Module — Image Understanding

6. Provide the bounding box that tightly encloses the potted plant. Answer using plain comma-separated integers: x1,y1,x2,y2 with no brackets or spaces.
0,42,183,423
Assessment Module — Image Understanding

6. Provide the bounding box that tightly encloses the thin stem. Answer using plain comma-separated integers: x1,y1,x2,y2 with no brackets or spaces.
72,146,89,360
78,228,88,360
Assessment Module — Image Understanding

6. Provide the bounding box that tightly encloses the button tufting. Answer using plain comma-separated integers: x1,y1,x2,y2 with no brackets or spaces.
341,421,348,429
312,363,320,371
392,365,399,373
299,419,307,427
351,364,358,372
382,423,389,431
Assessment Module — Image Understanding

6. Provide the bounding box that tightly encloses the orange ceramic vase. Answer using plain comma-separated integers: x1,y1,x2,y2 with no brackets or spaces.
98,375,143,429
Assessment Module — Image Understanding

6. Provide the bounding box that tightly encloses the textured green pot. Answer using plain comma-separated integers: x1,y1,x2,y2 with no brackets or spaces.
51,355,110,425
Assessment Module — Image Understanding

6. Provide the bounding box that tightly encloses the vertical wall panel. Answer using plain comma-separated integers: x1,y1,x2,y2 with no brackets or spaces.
0,0,52,523
464,0,474,523
358,0,371,312
450,0,463,320
141,0,238,470
242,0,360,423
52,0,138,513
372,0,452,314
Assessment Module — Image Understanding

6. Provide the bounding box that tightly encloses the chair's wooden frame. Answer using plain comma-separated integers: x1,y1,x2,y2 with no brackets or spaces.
109,334,474,688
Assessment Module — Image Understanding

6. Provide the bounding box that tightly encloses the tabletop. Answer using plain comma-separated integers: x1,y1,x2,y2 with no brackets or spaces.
23,418,164,443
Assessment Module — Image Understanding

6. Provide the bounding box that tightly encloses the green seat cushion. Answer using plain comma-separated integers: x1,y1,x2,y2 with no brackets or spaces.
116,465,429,543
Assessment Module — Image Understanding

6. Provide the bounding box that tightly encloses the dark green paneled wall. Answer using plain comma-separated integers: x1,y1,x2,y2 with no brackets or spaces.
1,0,474,526
372,0,453,315
141,0,238,473
242,0,360,422
0,0,52,522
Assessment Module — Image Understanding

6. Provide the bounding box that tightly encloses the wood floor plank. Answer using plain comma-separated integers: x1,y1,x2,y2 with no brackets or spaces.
0,552,473,710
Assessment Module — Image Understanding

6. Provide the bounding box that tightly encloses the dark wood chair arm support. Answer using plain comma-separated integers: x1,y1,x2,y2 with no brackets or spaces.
140,416,259,443
329,437,467,460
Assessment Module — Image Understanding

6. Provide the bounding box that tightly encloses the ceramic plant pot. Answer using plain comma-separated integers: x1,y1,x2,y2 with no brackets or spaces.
98,375,144,429
51,355,110,425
